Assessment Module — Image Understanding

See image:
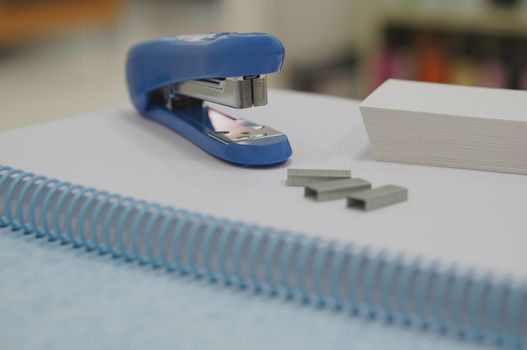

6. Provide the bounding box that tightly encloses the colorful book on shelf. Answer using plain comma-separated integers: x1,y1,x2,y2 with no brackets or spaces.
0,90,525,349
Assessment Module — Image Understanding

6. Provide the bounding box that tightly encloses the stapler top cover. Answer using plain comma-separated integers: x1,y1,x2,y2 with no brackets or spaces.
126,32,285,112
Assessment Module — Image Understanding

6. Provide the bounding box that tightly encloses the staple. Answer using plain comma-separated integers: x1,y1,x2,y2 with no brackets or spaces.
286,169,351,187
347,185,408,211
304,178,371,201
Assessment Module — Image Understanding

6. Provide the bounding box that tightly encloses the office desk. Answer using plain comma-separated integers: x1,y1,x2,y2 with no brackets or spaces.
0,89,525,349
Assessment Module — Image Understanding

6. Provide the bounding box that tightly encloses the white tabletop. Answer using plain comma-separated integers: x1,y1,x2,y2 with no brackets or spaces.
0,89,526,279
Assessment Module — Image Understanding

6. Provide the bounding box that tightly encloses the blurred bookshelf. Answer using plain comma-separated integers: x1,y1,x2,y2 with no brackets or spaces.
367,0,527,92
1,0,526,106
372,25,526,90
287,0,527,99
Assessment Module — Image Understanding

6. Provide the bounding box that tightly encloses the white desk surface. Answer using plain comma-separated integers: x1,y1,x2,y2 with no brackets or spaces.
0,89,524,350
0,89,525,280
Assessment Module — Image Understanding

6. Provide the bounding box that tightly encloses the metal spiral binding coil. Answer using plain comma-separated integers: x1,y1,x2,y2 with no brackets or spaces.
0,164,525,348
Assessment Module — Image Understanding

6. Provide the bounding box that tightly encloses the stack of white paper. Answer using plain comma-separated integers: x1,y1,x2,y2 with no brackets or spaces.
360,79,527,175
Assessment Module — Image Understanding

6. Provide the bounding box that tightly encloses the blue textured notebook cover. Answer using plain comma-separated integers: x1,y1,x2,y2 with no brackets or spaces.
0,164,525,349
1,226,480,350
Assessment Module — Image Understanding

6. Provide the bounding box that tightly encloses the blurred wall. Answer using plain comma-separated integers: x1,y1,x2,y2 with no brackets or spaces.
1,0,527,130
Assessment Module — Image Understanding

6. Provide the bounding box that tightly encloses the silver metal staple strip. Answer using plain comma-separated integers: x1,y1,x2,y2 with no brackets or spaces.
175,76,267,109
304,178,371,202
286,169,352,187
347,185,408,211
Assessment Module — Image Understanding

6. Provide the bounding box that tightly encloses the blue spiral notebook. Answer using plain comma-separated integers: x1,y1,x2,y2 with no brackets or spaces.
1,90,526,350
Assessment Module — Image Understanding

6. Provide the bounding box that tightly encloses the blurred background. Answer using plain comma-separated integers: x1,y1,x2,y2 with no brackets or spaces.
1,0,527,130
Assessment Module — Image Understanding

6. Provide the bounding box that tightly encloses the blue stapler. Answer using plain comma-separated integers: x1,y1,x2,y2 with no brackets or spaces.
126,32,292,166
